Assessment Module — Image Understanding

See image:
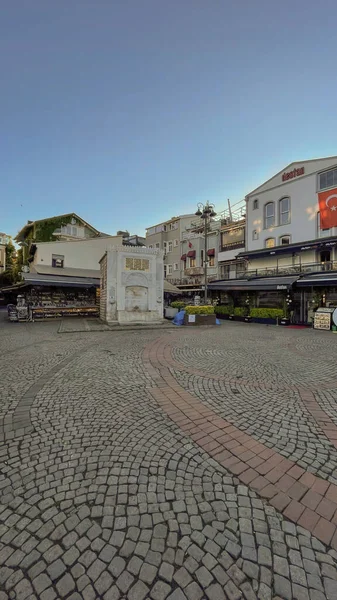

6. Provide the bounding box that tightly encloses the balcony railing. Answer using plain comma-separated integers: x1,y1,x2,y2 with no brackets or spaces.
245,261,337,278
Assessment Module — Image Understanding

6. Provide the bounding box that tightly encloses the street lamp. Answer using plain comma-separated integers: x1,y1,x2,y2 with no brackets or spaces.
195,201,216,304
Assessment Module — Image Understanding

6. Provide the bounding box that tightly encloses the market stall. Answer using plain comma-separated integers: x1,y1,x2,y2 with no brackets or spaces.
2,273,99,321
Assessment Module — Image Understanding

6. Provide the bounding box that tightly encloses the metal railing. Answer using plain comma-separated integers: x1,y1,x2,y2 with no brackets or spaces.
245,261,337,278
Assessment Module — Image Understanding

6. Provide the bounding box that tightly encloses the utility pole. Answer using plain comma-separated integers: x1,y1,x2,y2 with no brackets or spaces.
195,202,217,304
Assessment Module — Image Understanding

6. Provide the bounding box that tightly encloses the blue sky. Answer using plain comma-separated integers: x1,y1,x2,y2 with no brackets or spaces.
1,0,337,238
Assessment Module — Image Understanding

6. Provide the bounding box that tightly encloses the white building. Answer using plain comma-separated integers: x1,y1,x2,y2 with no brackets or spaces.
28,235,122,279
243,156,337,273
209,157,337,322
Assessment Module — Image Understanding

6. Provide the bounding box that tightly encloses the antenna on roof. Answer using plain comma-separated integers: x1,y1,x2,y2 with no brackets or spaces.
227,199,232,223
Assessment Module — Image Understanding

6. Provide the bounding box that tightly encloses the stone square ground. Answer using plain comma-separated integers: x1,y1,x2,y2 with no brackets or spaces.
1,311,337,599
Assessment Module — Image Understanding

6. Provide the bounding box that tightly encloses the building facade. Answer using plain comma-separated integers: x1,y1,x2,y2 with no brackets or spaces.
0,233,11,274
15,213,102,263
146,214,221,295
217,216,246,281
146,214,195,281
209,157,337,322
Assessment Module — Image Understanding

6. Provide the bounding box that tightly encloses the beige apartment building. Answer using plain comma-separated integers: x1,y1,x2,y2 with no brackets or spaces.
146,214,221,293
146,215,195,283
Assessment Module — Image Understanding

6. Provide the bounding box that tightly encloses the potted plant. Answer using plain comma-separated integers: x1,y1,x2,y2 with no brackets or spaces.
280,294,292,326
184,305,216,326
243,294,252,322
215,305,231,320
250,308,284,325
165,301,185,319
229,307,247,322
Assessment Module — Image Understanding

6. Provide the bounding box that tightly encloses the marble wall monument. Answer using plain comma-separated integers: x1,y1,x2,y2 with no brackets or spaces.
99,246,164,324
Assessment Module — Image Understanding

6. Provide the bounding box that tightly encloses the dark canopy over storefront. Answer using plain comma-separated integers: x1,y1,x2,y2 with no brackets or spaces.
296,273,337,287
208,275,299,292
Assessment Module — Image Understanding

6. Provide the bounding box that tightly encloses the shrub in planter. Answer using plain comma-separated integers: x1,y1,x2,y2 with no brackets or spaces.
215,305,232,318
233,307,246,317
185,305,215,315
250,308,283,320
170,301,185,309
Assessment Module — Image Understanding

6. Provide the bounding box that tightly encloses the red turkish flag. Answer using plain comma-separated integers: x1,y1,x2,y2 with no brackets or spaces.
318,187,337,229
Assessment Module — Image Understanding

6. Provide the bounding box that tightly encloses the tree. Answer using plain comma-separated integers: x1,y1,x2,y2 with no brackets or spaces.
5,240,16,270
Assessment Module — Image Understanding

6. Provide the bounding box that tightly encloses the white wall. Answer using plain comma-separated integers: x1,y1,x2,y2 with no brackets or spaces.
33,236,123,271
246,157,337,252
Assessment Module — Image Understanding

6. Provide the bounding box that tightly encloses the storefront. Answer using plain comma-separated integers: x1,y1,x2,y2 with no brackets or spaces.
295,272,337,324
3,273,99,321
208,275,298,309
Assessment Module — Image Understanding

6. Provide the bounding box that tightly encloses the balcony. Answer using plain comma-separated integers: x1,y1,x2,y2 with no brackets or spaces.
240,261,337,280
184,267,204,276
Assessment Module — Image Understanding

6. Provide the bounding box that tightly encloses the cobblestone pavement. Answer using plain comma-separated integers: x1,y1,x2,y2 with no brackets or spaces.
0,314,337,599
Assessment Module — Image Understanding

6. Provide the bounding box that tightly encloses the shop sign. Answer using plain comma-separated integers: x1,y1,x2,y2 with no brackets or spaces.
314,312,331,330
277,285,287,290
282,166,304,182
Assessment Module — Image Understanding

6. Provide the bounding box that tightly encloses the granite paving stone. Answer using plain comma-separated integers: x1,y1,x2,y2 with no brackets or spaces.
0,319,337,599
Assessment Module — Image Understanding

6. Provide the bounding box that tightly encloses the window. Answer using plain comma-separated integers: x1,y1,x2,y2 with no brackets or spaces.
174,263,179,271
280,235,291,245
167,264,173,275
163,224,168,232
148,245,153,249
279,197,290,225
155,242,160,249
253,199,259,210
265,238,275,248
252,229,259,240
170,222,178,230
189,257,196,268
61,225,85,237
201,249,204,265
209,256,215,267
174,239,179,247
168,241,173,253
147,227,155,236
164,265,167,278
264,203,275,228
319,167,337,191
52,254,64,268
163,241,168,253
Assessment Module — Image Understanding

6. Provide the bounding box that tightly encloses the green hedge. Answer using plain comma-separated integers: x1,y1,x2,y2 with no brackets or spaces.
185,305,215,315
250,308,283,319
233,307,246,317
170,301,185,309
215,305,232,315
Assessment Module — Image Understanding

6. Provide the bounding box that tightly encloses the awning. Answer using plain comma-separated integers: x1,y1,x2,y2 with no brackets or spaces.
181,254,187,261
239,237,337,260
164,280,181,294
207,248,215,256
187,250,196,258
16,273,100,289
208,275,299,292
296,273,337,287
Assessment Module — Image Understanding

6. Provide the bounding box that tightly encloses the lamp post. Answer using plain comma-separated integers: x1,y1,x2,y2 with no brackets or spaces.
195,201,216,304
